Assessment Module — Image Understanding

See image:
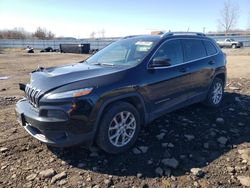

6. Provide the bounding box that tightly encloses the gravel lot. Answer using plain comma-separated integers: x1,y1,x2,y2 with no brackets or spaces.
0,48,250,188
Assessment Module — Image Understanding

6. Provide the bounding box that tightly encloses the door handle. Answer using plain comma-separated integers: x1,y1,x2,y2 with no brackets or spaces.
179,67,189,73
208,60,215,65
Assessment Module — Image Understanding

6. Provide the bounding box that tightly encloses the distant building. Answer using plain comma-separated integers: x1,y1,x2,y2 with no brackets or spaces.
151,31,164,35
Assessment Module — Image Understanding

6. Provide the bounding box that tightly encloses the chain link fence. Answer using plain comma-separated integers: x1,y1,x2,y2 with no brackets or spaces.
0,38,120,50
0,36,249,50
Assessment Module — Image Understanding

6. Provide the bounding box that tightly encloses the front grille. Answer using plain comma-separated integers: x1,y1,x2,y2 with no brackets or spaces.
25,84,44,107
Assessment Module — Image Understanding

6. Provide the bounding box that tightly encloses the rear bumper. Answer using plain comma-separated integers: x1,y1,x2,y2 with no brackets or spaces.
15,98,95,147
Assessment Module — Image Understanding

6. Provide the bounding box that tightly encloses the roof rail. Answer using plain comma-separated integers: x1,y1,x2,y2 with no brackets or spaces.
162,32,206,38
123,35,142,39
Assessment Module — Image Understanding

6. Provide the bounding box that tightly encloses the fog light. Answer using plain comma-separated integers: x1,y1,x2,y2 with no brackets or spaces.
40,109,68,121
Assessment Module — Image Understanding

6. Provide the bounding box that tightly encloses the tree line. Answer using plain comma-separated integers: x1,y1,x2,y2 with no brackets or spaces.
0,27,55,39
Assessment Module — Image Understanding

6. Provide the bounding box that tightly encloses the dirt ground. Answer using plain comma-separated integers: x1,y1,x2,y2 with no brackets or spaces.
0,48,250,188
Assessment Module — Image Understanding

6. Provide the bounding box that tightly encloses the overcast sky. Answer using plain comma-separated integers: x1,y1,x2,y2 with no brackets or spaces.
0,0,249,38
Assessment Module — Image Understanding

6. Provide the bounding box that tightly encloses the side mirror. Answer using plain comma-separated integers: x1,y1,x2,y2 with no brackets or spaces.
150,57,171,68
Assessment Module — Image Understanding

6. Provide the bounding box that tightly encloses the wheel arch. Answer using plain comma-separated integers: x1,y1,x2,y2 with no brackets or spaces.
214,72,226,86
231,43,237,48
92,93,149,140
212,65,227,85
206,71,226,96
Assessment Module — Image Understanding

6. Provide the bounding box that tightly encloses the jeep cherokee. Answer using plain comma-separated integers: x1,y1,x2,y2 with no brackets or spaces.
16,32,227,154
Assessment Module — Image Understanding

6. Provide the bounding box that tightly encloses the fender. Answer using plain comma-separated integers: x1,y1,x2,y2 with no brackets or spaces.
213,66,227,83
207,66,227,91
91,92,149,140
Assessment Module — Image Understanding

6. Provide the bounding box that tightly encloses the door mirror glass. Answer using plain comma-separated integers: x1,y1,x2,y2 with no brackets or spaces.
150,57,171,68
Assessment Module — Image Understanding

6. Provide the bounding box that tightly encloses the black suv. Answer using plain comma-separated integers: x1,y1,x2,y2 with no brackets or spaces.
16,32,226,154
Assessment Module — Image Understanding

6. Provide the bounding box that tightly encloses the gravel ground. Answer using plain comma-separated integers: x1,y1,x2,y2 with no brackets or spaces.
0,49,250,188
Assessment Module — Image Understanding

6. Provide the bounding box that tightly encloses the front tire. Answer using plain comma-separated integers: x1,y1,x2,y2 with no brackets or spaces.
203,78,224,108
96,102,140,154
232,44,237,49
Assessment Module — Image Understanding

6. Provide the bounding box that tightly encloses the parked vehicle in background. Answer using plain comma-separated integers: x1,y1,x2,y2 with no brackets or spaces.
216,38,243,48
25,46,34,53
60,43,90,54
40,47,58,53
16,32,227,154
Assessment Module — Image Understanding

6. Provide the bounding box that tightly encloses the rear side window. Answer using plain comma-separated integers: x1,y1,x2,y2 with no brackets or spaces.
153,39,183,66
182,39,206,61
203,40,217,55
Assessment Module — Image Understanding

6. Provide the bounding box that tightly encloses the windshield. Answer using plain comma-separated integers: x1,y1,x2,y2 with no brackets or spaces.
86,37,158,66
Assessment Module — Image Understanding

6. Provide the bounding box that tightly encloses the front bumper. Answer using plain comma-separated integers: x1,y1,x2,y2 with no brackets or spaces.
15,98,95,147
236,43,243,48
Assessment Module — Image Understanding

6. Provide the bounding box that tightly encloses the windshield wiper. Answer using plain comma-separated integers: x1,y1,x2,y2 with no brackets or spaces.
92,62,101,65
92,62,115,66
101,62,115,66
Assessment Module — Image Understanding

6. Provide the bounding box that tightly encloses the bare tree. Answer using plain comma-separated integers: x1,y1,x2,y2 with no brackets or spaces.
0,27,31,39
0,27,54,39
32,27,55,39
33,27,46,39
97,29,105,38
90,31,96,38
218,0,239,33
100,29,105,38
46,31,55,39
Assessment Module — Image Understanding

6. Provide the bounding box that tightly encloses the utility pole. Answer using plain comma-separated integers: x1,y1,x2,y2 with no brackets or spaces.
203,27,206,33
100,29,105,38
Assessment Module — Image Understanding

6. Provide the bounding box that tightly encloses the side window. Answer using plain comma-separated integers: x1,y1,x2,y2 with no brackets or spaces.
153,40,183,66
203,40,217,56
182,39,207,61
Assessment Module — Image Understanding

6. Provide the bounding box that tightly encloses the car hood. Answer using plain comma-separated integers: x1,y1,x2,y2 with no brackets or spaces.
29,63,127,92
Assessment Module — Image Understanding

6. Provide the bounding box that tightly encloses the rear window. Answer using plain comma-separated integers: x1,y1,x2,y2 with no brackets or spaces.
182,39,207,61
203,40,217,55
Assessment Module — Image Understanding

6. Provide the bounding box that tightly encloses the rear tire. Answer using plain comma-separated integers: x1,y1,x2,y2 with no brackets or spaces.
203,78,224,108
96,102,140,154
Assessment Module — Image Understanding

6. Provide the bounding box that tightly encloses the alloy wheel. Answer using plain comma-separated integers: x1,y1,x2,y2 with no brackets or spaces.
108,111,136,147
212,82,223,104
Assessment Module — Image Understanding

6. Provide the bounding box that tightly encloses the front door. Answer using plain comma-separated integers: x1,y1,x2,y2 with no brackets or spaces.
142,39,192,116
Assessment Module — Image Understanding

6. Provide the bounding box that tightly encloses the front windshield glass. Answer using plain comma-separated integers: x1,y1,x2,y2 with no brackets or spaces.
86,37,158,66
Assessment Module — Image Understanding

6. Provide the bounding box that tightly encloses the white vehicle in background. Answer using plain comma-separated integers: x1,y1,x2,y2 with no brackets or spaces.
216,38,243,49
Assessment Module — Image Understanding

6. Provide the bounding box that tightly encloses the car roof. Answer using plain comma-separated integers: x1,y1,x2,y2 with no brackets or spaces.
124,32,211,42
123,35,161,40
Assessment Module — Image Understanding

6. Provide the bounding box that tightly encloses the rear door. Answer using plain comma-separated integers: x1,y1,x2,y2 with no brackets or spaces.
143,39,192,116
181,39,215,99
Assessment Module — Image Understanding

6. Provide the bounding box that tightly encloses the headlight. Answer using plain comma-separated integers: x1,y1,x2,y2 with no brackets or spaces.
45,87,93,99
